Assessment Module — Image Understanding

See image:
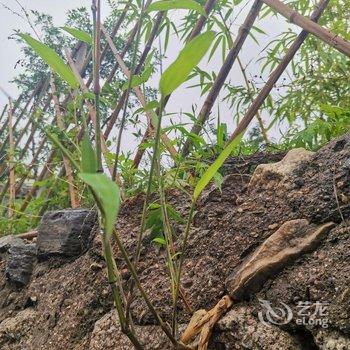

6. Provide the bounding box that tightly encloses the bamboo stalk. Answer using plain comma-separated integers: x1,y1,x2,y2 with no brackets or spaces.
132,0,218,166
181,0,263,157
0,95,51,181
0,136,47,205
12,6,133,215
133,128,150,168
36,166,69,221
50,75,79,208
262,0,350,57
16,138,46,198
18,150,56,214
187,0,217,41
0,88,37,152
217,8,270,146
102,0,154,138
17,96,51,156
101,26,178,162
14,79,50,131
226,0,330,144
92,0,103,171
8,98,15,219
65,49,116,178
111,0,147,181
0,105,7,117
9,93,23,118
0,80,49,167
0,104,8,126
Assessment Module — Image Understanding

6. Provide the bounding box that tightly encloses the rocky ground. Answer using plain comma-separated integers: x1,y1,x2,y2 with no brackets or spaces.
0,133,350,349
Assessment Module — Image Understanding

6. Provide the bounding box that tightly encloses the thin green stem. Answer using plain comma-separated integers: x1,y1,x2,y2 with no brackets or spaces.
92,0,102,171
172,200,196,335
102,236,144,350
125,96,166,324
112,230,183,348
133,96,166,263
156,160,177,313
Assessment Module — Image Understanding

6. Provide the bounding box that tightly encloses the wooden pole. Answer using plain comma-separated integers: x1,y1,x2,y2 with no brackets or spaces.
181,0,263,156
262,0,350,57
226,0,330,144
0,95,51,181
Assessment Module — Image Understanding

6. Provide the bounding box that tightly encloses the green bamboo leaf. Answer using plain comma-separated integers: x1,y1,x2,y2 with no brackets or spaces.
121,66,153,90
19,33,79,88
152,237,166,245
159,31,216,96
61,26,92,45
147,0,206,16
81,135,97,173
79,173,121,237
144,100,159,111
193,133,244,201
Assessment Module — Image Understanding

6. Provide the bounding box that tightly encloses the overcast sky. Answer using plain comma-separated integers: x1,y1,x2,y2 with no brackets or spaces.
0,0,293,146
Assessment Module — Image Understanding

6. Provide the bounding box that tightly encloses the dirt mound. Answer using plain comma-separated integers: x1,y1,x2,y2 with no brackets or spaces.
1,134,350,349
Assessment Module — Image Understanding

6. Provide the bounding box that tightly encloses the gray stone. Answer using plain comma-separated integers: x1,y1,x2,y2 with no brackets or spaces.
0,235,24,254
0,309,37,348
5,242,36,287
314,330,350,350
249,148,314,190
37,208,98,258
214,306,303,350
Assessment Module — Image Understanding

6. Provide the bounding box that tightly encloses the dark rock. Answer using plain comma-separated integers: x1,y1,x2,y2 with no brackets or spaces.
5,242,36,287
37,208,98,258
